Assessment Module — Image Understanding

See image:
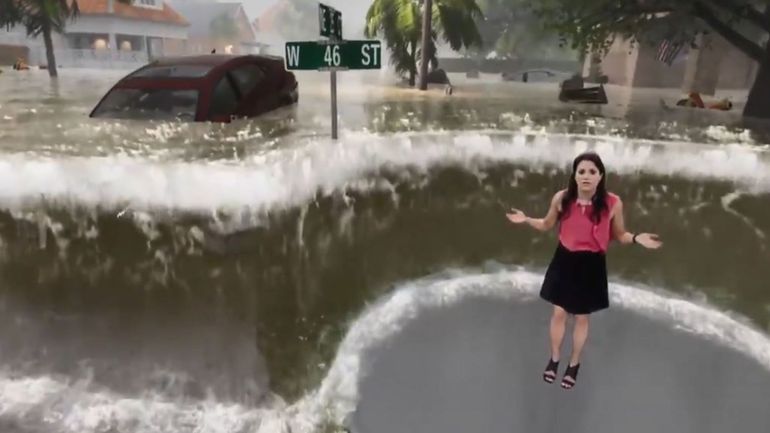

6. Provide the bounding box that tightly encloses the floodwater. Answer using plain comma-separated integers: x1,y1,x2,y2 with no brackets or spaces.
0,68,768,433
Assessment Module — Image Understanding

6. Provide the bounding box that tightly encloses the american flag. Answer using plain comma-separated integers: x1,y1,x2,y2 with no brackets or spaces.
656,39,684,66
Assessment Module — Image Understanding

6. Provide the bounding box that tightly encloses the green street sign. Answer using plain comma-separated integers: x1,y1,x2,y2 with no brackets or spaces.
318,3,342,40
285,40,382,71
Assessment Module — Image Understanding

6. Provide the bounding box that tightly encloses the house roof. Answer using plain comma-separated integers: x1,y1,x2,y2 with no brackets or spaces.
71,0,189,26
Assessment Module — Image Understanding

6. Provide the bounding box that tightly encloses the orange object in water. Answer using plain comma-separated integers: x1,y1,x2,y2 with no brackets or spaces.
707,99,733,110
688,92,705,108
675,92,731,110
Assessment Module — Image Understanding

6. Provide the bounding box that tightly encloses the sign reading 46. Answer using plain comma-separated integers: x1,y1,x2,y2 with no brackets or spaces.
324,45,341,66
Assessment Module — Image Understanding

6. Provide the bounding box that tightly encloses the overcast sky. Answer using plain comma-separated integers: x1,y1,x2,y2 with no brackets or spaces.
239,0,370,28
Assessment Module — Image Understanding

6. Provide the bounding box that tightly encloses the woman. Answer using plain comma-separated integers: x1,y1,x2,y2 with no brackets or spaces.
506,152,662,390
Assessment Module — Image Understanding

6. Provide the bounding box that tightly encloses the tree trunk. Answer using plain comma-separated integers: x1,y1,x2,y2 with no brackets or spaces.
742,6,770,119
418,0,433,90
41,19,58,78
408,43,416,86
743,41,770,118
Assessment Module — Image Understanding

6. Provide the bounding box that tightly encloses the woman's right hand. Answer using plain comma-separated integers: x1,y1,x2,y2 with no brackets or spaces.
505,208,528,224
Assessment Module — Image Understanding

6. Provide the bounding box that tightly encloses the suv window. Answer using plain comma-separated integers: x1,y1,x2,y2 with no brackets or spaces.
209,77,239,117
228,64,266,95
91,88,198,120
129,65,213,78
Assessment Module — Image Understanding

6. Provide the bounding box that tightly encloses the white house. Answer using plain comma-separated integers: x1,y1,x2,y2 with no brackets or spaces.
0,0,189,69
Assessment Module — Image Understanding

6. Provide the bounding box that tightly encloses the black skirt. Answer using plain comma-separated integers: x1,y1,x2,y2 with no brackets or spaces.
539,243,609,315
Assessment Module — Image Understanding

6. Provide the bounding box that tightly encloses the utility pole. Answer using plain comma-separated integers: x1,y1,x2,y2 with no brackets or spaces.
418,0,433,91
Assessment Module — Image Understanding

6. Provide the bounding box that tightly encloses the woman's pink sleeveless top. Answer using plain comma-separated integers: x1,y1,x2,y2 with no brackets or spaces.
558,192,619,252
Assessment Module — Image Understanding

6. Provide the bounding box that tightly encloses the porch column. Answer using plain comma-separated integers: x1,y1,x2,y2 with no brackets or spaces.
681,33,727,96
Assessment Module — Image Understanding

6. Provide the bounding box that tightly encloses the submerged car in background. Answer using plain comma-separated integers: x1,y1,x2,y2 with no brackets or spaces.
90,55,298,122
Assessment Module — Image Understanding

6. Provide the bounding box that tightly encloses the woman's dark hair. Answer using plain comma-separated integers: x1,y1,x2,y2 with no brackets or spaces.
559,151,608,224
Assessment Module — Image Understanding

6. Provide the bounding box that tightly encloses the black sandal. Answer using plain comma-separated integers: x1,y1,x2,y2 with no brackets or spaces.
543,359,559,384
561,363,580,389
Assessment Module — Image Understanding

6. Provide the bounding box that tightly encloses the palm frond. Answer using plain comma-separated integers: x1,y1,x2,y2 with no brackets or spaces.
434,1,483,50
0,0,24,27
14,0,79,37
365,0,484,80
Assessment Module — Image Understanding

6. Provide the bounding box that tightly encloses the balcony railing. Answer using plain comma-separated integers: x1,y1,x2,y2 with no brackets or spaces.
55,48,149,68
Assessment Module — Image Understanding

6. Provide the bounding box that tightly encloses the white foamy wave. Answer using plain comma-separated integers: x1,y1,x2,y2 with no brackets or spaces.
0,375,68,415
0,373,287,433
1,269,769,432
0,130,768,214
704,125,758,145
303,268,770,429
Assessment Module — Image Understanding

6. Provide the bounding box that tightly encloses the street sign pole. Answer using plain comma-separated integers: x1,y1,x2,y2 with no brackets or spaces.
330,59,338,139
320,3,341,139
285,4,381,140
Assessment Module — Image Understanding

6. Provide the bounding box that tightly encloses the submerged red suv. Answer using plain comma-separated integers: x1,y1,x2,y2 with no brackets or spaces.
90,54,298,122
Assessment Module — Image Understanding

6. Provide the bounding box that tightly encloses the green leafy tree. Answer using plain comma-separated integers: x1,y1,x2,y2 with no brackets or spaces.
530,0,770,118
476,0,576,60
365,0,484,86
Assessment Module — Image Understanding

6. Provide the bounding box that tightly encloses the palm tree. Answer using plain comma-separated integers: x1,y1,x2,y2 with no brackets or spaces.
0,0,131,78
0,0,79,77
365,0,483,86
0,0,24,27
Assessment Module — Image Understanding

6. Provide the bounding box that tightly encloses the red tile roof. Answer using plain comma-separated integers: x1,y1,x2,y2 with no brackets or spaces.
72,0,188,26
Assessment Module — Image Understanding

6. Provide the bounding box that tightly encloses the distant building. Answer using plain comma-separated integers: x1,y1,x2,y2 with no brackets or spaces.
168,1,264,55
584,33,758,94
251,0,290,56
0,0,188,68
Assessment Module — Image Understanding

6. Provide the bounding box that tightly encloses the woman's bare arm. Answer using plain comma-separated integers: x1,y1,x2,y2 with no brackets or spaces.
611,199,634,244
507,190,564,232
611,198,663,248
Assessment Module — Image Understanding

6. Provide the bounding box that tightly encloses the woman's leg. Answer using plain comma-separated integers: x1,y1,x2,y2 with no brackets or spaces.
561,314,589,388
544,305,568,383
569,314,590,366
549,306,568,361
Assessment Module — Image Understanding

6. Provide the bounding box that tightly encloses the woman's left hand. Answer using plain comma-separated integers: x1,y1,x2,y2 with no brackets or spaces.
636,233,663,249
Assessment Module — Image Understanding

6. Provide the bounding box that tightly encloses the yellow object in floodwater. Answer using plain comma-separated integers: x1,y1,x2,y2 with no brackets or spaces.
13,58,29,71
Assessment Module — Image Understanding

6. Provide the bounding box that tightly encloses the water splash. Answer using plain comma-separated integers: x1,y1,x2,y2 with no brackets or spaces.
0,131,768,217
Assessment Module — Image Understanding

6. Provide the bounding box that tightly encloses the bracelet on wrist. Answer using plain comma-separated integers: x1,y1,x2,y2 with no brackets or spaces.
632,233,639,244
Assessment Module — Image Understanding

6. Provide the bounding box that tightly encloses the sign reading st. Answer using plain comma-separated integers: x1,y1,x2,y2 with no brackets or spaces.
285,40,382,71
318,3,342,40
